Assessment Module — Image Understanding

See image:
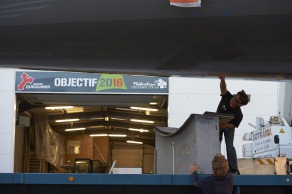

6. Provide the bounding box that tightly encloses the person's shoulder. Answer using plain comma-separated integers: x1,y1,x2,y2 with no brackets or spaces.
235,107,243,115
222,90,232,97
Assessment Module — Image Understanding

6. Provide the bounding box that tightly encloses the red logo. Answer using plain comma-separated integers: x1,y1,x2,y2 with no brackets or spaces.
17,72,34,90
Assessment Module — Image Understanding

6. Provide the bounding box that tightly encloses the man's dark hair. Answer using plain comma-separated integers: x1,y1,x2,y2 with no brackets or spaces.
237,90,249,105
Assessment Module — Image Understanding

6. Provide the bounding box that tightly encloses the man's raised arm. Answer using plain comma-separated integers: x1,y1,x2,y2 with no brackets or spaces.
219,75,227,95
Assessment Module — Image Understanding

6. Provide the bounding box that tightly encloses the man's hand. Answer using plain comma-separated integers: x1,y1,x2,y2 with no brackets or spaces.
189,164,198,173
220,123,236,129
218,75,225,80
220,124,227,129
219,75,227,95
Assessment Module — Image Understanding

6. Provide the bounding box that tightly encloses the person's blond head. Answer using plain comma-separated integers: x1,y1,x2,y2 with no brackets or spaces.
212,153,228,177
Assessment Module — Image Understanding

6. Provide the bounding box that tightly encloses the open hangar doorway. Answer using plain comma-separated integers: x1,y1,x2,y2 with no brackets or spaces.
16,93,168,174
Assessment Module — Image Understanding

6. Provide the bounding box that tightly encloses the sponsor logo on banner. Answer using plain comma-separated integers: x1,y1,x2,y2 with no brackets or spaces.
96,74,127,91
131,79,167,90
17,72,50,90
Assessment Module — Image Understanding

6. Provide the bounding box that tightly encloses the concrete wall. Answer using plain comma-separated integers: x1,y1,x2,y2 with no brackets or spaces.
168,77,279,158
0,68,16,173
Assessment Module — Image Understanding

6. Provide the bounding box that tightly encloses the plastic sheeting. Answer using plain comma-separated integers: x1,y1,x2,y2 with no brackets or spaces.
34,116,64,167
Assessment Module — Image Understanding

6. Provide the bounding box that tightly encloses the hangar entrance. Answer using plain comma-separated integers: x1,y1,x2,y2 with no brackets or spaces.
14,71,168,174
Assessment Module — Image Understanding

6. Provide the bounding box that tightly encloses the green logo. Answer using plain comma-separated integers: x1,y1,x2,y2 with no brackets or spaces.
96,74,127,91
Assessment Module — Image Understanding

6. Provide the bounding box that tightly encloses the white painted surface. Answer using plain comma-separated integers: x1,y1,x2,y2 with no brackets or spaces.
0,68,16,172
0,112,14,133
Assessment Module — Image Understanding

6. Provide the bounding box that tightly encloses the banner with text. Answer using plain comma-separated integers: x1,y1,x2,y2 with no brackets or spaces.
15,71,168,94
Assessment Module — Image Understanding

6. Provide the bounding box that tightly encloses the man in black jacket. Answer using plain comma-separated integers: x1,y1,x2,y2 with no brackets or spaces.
217,75,249,174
